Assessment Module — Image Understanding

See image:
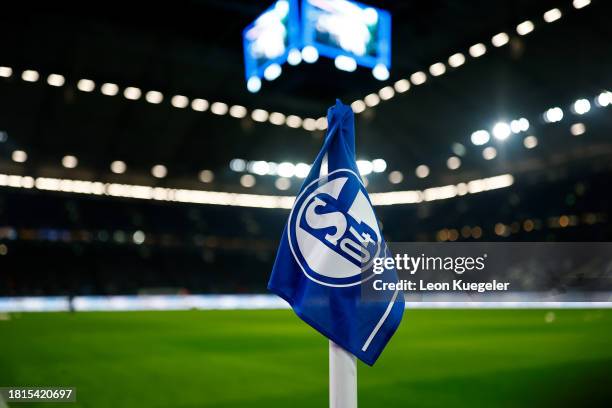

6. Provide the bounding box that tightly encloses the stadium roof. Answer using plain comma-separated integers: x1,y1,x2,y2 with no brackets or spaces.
0,0,610,194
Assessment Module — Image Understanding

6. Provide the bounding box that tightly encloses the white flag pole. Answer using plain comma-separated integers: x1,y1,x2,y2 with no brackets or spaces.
329,340,358,408
320,153,358,408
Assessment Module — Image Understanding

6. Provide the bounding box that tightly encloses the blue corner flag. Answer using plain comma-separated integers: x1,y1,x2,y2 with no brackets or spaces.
268,100,404,365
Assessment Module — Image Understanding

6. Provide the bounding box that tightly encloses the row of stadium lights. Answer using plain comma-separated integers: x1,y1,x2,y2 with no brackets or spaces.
436,212,606,242
5,142,392,190
5,89,608,191
5,149,387,192
228,158,387,190
5,150,217,184
351,0,592,115
0,1,593,137
0,1,600,191
365,89,608,185
0,67,329,134
423,91,609,171
0,173,513,208
462,91,611,162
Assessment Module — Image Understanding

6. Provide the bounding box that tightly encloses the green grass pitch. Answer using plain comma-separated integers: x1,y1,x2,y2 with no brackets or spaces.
1,309,611,407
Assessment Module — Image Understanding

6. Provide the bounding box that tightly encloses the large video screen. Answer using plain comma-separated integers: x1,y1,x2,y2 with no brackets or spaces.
242,0,300,90
301,0,391,69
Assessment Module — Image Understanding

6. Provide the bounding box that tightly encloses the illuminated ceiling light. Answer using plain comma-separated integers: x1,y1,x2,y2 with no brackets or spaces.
573,0,591,9
61,155,78,169
334,55,357,72
372,64,390,81
210,102,229,115
295,163,310,178
544,107,563,123
429,62,446,77
0,66,12,77
171,95,189,108
247,77,262,93
573,98,591,115
277,162,295,178
447,156,461,170
315,117,328,130
240,174,256,188
101,83,119,96
151,165,167,178
543,8,562,23
356,160,373,176
482,146,497,160
267,162,278,176
123,87,142,100
596,91,611,107
275,177,291,191
415,165,430,179
47,74,65,87
394,79,410,93
491,32,509,47
388,170,403,184
510,118,529,133
302,118,317,131
570,123,586,136
252,109,269,122
132,231,146,245
250,161,270,176
77,79,95,92
230,158,246,172
191,98,209,112
410,71,427,85
492,122,511,140
471,130,490,145
263,63,282,81
452,143,466,156
468,43,486,58
110,160,127,174
372,159,387,173
268,112,285,125
229,105,247,118
286,115,302,128
364,93,380,107
378,86,395,100
199,170,214,183
12,150,27,163
145,91,163,104
21,70,39,82
351,100,366,113
301,46,319,63
516,20,534,36
523,135,538,149
448,53,465,68
287,48,302,65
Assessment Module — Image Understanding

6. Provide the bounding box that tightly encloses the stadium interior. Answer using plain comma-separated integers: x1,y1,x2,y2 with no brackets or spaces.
0,0,611,407
1,0,610,297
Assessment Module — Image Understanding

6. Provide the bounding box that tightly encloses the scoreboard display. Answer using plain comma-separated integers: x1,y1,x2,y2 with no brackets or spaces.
243,0,391,91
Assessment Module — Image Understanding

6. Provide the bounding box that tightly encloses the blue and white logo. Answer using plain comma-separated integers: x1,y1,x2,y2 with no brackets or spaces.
288,169,382,287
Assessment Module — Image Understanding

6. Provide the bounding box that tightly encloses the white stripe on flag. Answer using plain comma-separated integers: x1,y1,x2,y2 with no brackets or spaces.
361,288,400,351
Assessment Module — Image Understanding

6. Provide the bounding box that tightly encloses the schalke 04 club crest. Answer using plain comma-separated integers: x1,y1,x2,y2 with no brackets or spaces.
288,169,382,287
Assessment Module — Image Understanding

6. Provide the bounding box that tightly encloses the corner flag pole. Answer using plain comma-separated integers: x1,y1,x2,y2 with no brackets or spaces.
320,153,358,408
329,340,358,408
